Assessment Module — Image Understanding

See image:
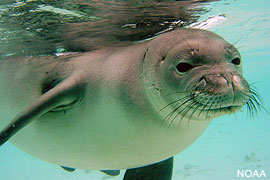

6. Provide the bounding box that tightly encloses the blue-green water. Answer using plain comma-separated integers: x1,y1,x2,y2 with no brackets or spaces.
0,0,269,179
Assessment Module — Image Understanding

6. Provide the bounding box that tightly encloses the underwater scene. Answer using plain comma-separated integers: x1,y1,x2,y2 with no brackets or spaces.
0,0,269,179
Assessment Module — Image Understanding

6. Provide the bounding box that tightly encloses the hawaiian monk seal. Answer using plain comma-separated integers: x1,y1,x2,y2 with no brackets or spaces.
0,29,257,179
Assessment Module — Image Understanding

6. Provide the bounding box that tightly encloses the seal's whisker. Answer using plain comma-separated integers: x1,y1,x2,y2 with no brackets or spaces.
197,96,214,121
250,87,261,96
243,87,267,117
248,98,258,116
250,88,264,105
184,89,213,122
182,37,194,52
184,102,200,127
160,95,192,127
176,89,213,123
164,91,191,97
250,94,263,111
188,102,201,121
187,101,202,124
179,100,197,121
249,81,260,86
246,99,255,119
205,97,218,120
168,88,209,129
185,81,195,92
238,91,263,111
238,91,251,98
235,45,246,50
232,38,241,47
158,95,190,113
219,98,224,115
247,100,253,118
176,101,198,129
165,98,194,130
167,97,193,121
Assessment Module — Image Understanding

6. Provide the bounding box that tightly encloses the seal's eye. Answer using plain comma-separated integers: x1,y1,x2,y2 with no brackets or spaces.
176,63,194,74
231,58,241,65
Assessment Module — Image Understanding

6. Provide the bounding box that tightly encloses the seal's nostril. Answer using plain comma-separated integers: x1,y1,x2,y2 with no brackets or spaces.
195,78,207,91
220,74,230,86
199,76,205,82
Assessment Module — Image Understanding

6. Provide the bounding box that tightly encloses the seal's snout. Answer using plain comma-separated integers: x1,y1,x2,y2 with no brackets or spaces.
193,73,251,110
194,74,232,96
198,74,231,94
231,74,252,105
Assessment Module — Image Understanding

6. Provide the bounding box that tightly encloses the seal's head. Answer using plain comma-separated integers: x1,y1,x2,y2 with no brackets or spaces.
144,29,252,125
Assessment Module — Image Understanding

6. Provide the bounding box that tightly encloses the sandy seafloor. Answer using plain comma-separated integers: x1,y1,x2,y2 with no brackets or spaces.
0,0,270,179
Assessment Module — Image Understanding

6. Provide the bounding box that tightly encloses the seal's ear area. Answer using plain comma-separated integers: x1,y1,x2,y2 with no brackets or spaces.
123,157,173,180
0,72,84,146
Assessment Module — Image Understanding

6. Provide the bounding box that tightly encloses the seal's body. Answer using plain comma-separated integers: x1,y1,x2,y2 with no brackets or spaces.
0,29,251,176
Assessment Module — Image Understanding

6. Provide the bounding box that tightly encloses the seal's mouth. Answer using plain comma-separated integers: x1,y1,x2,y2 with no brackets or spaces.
159,87,263,126
199,104,242,112
195,104,243,118
190,90,248,115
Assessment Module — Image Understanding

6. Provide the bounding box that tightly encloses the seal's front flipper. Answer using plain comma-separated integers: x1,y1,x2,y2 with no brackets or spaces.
0,72,84,146
100,170,120,176
123,157,173,180
61,166,76,172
